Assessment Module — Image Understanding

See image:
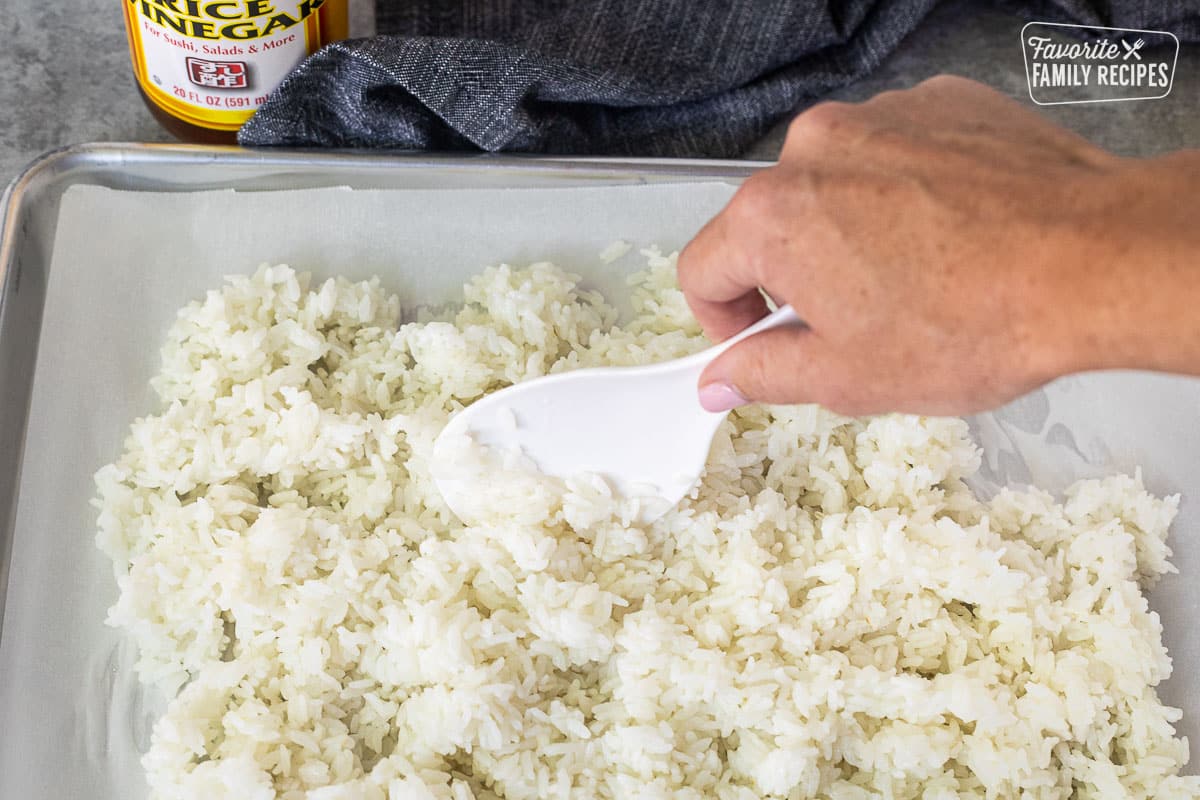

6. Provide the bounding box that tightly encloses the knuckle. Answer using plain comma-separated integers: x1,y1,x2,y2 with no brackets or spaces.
727,172,777,222
676,239,720,300
676,242,698,286
786,101,852,145
865,87,903,106
676,240,707,293
918,74,972,92
860,86,920,116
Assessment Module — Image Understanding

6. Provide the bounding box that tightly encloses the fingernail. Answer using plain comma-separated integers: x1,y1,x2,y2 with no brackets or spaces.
698,381,749,413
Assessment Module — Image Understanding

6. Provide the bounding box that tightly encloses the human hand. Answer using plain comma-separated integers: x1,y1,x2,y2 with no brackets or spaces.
678,75,1200,417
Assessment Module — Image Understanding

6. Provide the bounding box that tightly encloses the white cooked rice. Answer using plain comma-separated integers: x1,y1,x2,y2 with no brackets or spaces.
598,240,632,264
94,253,1199,799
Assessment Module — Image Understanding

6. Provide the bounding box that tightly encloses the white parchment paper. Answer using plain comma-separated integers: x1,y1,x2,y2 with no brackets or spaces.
2,181,1197,799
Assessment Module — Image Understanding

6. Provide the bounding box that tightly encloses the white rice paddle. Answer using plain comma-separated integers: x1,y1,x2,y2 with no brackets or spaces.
433,306,802,524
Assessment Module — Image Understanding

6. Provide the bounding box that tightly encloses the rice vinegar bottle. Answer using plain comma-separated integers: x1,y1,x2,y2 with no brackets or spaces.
121,0,349,143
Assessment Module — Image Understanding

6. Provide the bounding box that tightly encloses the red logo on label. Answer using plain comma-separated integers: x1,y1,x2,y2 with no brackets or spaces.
185,57,249,89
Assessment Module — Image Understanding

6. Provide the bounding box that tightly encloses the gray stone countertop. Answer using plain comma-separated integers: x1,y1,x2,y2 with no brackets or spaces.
1,0,1196,186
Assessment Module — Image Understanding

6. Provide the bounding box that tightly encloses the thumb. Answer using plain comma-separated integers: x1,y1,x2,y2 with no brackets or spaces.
698,326,837,412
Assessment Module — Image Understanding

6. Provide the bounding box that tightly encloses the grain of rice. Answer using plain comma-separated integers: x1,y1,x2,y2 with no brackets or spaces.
96,255,1199,799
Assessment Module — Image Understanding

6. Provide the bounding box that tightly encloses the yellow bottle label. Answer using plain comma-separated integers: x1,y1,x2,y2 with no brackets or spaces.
124,0,329,130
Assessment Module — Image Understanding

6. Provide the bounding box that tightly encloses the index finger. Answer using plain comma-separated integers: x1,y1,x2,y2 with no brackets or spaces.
677,181,772,342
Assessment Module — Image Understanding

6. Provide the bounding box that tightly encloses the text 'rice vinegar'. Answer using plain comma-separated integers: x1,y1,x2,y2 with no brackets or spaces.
122,0,348,143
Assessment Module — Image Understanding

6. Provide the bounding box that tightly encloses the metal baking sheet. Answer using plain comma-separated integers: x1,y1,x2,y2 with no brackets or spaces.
0,142,759,629
1,144,1197,799
0,144,756,800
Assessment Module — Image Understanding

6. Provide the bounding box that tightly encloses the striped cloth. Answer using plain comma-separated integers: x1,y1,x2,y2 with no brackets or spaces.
238,0,1197,157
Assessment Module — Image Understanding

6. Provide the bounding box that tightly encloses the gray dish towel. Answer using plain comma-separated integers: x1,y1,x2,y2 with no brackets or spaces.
238,1,1197,157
